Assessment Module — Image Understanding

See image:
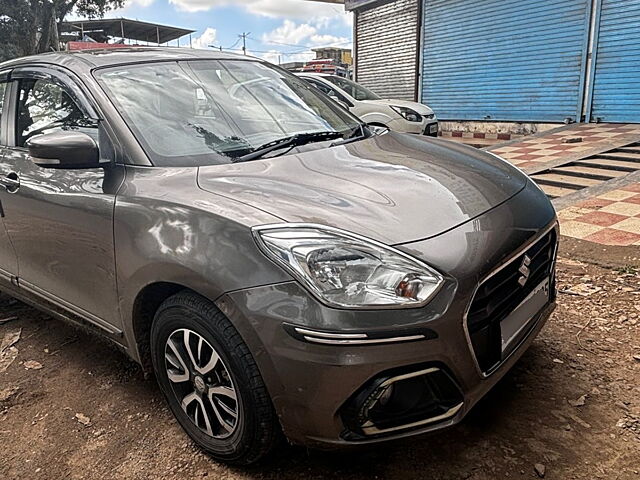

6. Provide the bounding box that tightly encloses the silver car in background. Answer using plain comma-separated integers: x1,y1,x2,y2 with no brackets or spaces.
298,73,439,136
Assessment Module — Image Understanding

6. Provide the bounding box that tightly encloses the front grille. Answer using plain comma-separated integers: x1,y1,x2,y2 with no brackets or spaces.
466,228,558,375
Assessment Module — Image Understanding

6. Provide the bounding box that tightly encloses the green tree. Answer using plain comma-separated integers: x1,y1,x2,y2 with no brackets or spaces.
0,0,124,62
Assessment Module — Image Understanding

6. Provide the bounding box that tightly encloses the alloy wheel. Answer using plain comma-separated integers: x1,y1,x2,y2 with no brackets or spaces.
164,328,239,439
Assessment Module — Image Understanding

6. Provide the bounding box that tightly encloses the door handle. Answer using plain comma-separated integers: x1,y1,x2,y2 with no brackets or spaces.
0,173,20,193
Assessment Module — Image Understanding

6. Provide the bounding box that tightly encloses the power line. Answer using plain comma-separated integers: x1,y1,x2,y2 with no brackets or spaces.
226,38,241,50
208,45,313,55
249,36,352,50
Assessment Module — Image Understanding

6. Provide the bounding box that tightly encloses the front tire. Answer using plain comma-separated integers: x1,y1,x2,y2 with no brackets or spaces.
150,291,280,465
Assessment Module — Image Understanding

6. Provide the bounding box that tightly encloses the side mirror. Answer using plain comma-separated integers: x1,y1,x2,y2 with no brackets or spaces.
26,131,100,169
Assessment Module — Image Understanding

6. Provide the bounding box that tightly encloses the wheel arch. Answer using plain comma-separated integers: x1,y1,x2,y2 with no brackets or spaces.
359,111,394,126
130,281,195,373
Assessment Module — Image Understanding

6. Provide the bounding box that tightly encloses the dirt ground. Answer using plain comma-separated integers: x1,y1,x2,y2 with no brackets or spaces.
0,239,639,480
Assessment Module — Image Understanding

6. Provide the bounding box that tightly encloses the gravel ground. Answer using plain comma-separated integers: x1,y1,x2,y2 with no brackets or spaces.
0,242,639,480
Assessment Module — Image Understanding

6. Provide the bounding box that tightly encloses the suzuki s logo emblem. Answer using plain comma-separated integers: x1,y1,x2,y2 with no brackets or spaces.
518,255,532,287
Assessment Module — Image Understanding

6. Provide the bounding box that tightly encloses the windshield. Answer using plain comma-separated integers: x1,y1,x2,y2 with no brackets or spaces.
95,60,363,166
324,76,381,101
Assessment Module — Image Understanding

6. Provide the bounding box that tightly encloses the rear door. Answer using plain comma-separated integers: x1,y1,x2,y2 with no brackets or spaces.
0,71,19,281
0,66,125,335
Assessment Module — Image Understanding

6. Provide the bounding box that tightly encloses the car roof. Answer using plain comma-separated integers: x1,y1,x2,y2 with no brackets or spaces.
0,47,257,73
296,72,333,78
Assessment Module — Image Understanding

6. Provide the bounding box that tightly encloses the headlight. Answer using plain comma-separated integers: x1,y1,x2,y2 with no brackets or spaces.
252,224,443,309
390,106,422,123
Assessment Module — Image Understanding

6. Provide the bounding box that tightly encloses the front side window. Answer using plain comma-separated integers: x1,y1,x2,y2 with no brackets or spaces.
324,76,381,101
95,60,363,167
306,78,335,96
16,78,94,147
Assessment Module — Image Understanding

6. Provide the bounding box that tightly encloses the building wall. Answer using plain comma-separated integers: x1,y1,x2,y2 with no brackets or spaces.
351,0,640,129
355,0,420,101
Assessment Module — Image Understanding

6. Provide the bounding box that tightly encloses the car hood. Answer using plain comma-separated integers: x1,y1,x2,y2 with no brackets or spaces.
197,132,527,245
363,99,434,115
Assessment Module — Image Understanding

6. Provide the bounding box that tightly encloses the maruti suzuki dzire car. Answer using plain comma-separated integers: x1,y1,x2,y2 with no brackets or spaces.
0,48,558,465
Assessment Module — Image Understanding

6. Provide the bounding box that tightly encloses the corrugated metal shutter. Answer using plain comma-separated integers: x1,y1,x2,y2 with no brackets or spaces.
356,0,419,101
421,0,591,122
588,0,640,122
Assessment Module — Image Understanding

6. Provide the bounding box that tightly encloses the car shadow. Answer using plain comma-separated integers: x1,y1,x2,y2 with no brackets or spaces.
0,293,569,479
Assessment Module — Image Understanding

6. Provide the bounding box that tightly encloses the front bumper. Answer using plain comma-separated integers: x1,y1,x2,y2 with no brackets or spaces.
385,117,438,136
216,181,557,447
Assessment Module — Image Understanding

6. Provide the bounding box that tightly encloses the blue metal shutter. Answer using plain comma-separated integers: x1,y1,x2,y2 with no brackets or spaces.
588,0,640,123
421,0,591,122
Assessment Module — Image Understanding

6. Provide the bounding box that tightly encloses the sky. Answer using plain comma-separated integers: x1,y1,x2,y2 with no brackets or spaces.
102,0,353,65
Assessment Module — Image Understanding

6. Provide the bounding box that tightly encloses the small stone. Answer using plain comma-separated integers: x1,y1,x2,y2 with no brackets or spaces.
569,395,587,407
633,355,640,362
0,386,19,402
534,463,546,478
615,401,630,412
553,358,564,364
75,413,91,426
23,360,43,370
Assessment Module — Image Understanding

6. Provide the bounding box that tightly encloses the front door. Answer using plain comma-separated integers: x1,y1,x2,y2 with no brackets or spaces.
0,69,124,334
0,74,19,282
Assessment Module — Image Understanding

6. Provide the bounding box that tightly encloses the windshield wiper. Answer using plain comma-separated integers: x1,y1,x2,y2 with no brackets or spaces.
236,131,344,162
330,124,368,147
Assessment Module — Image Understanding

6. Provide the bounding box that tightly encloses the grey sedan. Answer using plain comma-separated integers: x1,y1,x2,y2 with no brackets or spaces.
0,48,558,465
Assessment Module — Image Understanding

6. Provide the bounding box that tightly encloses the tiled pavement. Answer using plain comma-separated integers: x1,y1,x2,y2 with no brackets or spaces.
491,123,640,171
487,123,640,247
557,183,640,246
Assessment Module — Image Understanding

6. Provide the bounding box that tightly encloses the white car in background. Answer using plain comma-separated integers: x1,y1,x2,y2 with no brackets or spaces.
297,73,439,137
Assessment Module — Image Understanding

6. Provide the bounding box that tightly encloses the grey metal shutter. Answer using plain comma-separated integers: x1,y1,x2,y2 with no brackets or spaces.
588,0,640,122
421,0,592,122
355,0,419,101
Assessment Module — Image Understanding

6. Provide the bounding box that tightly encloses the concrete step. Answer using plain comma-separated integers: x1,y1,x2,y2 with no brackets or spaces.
578,158,639,171
553,165,626,179
532,173,601,188
616,145,640,155
537,184,579,198
598,152,640,162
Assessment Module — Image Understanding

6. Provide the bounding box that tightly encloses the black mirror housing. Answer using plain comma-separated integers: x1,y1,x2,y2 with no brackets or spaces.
26,131,100,169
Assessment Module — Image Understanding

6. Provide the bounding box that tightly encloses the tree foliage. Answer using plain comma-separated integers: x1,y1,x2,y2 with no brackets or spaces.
0,0,124,62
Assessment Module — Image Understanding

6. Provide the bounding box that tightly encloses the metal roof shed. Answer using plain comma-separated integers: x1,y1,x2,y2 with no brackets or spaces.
61,18,195,45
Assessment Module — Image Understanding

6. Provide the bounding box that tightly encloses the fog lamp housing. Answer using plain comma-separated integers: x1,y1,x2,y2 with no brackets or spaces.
341,365,463,439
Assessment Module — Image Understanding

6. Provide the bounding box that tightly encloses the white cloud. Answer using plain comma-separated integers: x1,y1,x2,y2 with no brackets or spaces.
309,34,350,46
261,20,316,46
258,19,351,66
127,0,155,6
168,0,345,19
262,20,349,48
191,27,217,49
